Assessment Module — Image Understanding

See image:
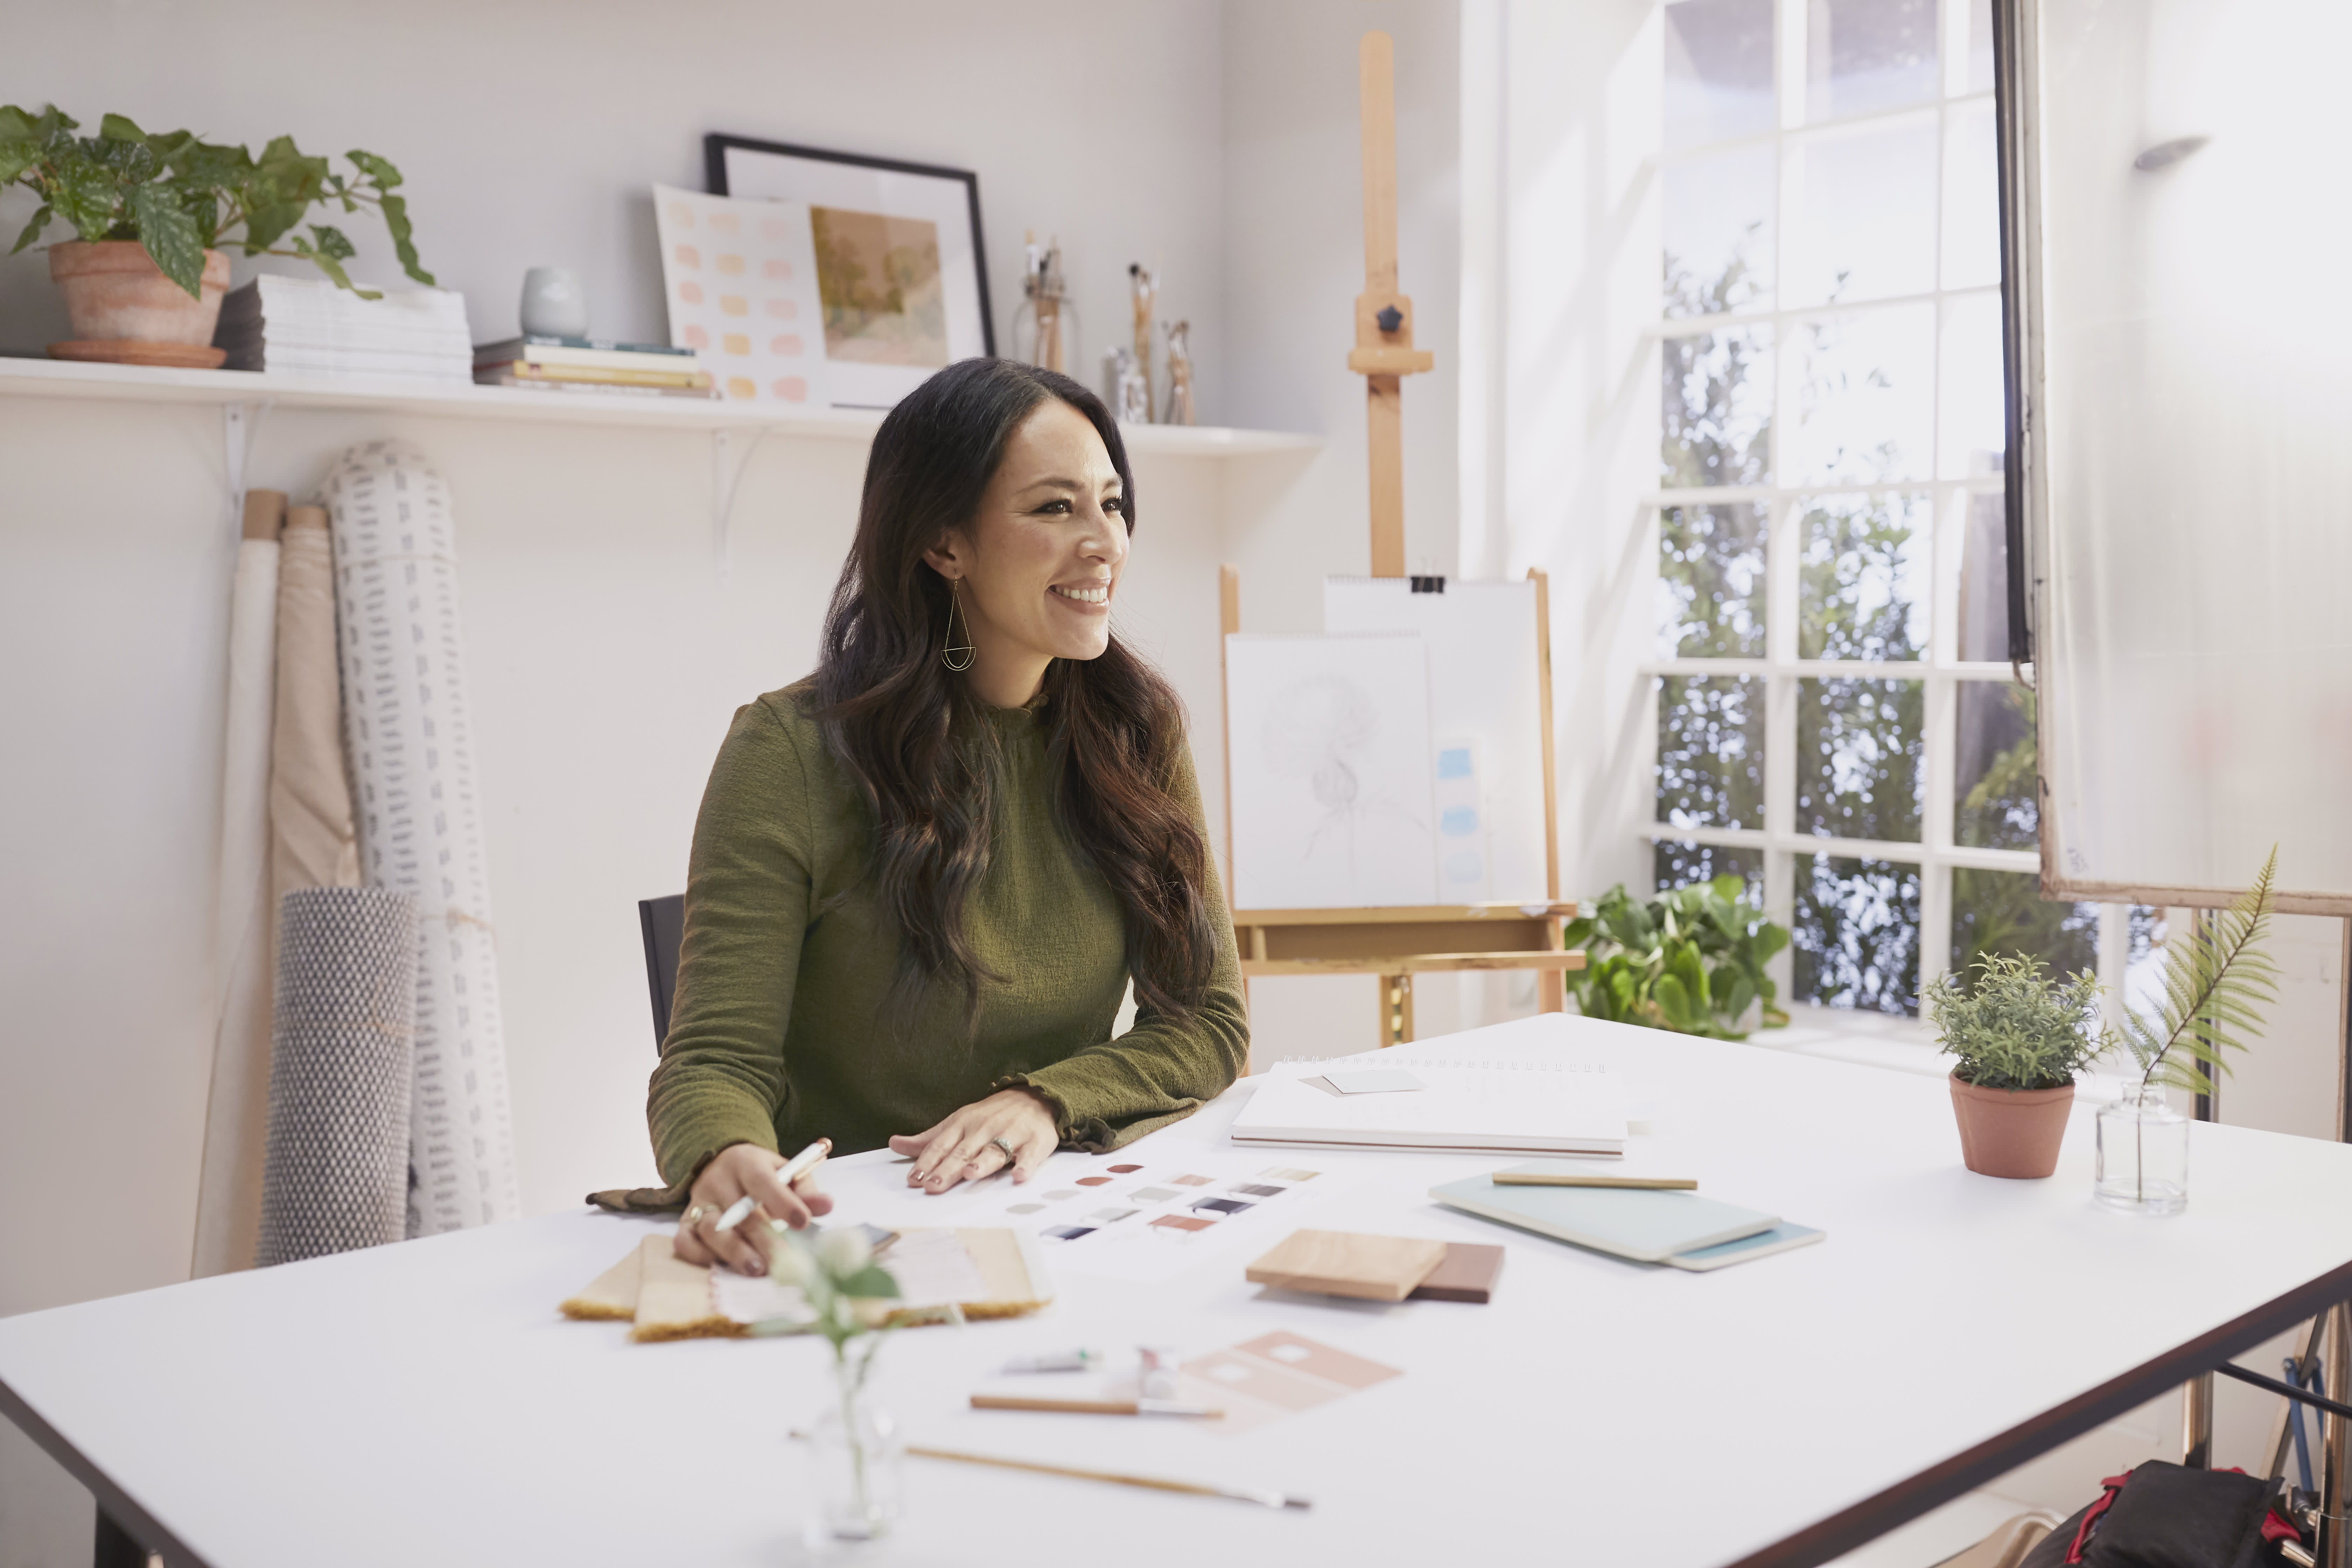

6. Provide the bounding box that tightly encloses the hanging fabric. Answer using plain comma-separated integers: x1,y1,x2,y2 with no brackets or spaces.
190,489,285,1279
268,504,360,908
327,440,522,1236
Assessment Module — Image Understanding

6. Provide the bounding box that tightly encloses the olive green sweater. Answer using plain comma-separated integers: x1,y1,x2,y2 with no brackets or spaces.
644,680,1248,1192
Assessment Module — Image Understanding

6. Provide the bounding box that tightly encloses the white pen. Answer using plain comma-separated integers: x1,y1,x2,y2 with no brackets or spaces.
714,1138,833,1232
1002,1350,1102,1374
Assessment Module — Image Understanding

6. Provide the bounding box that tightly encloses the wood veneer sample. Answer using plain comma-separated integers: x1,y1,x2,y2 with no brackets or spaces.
1246,1229,1447,1302
1407,1242,1505,1304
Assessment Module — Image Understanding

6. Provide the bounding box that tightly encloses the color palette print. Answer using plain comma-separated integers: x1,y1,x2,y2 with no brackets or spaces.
653,184,830,405
988,1156,1338,1282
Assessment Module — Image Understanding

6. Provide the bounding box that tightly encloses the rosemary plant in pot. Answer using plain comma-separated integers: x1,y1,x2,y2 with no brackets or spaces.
2097,847,2280,1214
762,1225,904,1541
1929,954,2105,1179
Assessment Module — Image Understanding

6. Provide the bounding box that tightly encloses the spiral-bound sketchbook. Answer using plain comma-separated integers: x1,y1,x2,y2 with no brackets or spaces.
1232,1054,1627,1156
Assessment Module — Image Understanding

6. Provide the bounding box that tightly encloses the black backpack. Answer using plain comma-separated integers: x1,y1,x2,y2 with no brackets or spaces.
2015,1463,2300,1568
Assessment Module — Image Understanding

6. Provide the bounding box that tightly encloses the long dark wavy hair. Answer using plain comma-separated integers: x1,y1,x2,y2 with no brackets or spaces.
815,358,1217,1032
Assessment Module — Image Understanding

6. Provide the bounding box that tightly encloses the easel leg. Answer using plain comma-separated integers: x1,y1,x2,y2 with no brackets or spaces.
1539,971,1564,1014
1379,973,1414,1048
1367,375,1405,577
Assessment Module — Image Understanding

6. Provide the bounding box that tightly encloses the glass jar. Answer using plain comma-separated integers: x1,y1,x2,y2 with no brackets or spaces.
808,1354,902,1542
2095,1087,2190,1214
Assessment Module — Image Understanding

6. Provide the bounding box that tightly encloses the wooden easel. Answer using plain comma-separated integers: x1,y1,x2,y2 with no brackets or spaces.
1218,33,1584,1049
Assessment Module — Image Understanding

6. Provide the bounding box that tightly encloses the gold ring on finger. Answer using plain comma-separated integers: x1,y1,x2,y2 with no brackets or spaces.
682,1203,715,1227
987,1136,1016,1161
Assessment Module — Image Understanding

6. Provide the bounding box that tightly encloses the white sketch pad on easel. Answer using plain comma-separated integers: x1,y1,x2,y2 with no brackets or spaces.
1225,631,1437,910
1323,578,1546,903
653,184,829,407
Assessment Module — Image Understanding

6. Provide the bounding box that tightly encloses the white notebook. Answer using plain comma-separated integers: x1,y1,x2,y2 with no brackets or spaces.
1232,1050,1626,1156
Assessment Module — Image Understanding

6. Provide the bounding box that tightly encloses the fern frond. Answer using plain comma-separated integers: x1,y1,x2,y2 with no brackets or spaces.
2127,845,2281,1098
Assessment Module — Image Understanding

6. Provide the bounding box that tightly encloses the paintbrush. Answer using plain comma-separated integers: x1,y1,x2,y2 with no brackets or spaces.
908,1443,1308,1510
970,1394,1222,1418
1491,1172,1697,1190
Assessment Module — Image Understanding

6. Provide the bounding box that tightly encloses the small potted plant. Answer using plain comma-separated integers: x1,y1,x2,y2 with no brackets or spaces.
1928,953,2106,1178
1,105,433,366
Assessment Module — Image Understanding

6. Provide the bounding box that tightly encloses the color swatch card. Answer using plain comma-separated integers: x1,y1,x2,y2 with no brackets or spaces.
653,184,829,406
974,1331,1401,1438
983,1154,1345,1283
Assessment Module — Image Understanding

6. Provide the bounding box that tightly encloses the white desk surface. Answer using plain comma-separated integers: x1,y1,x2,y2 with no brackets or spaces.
6,1017,2349,1568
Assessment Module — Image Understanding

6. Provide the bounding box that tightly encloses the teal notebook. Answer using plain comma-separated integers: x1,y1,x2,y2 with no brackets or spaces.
1429,1170,1779,1263
1662,1223,1825,1272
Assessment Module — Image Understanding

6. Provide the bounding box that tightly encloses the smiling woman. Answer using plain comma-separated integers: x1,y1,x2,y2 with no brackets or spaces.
643,359,1249,1278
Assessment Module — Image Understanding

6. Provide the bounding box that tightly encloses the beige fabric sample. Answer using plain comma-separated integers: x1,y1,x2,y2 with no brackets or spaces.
630,1237,742,1342
190,491,285,1279
267,505,358,908
559,1237,650,1322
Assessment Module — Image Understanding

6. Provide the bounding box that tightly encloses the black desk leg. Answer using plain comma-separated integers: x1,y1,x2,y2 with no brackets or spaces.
94,1507,148,1568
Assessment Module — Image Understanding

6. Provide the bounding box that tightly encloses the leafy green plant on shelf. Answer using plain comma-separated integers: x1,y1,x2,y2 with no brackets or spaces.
1562,877,1790,1040
0,104,433,298
1927,953,2106,1091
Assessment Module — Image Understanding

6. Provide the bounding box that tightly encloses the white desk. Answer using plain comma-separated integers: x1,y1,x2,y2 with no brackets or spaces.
7,1020,2350,1567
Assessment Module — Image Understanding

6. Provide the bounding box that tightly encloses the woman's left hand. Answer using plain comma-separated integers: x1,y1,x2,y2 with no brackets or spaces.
888,1087,1059,1193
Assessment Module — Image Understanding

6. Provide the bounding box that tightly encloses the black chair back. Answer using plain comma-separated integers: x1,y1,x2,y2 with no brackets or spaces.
637,894,685,1051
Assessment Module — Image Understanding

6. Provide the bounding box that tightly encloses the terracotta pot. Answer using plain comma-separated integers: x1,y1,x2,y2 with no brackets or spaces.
49,240,230,345
1949,1072,2074,1179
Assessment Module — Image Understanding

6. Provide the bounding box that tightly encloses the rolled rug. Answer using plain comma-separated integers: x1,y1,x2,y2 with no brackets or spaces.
326,440,522,1237
255,887,418,1266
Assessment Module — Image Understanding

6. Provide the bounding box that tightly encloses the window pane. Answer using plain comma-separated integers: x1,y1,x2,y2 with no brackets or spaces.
1967,0,1996,94
1797,676,1924,841
1942,99,2000,290
1794,853,1922,1013
1791,304,1934,483
1954,680,2035,848
1665,144,1775,318
1658,674,1766,830
1665,0,1776,151
1956,489,2009,661
1655,839,1764,900
1787,117,1938,306
1659,503,1768,658
1939,291,2005,478
1806,0,1939,122
1798,493,1929,659
1662,326,1774,486
1950,869,2098,982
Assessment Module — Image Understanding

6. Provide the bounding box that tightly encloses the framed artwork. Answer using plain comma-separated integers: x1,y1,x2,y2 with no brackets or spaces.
706,133,995,410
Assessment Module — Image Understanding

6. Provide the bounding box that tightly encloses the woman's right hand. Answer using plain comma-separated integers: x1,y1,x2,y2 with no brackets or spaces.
673,1142,835,1275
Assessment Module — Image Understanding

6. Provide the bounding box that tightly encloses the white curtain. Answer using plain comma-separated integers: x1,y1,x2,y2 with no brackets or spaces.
2034,0,2352,910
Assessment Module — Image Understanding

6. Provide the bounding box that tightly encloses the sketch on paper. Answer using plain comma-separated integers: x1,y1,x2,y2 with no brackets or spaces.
1324,578,1546,903
1225,632,1437,909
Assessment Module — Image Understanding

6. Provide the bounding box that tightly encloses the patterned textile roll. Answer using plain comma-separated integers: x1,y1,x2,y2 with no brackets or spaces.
256,887,418,1266
325,440,522,1237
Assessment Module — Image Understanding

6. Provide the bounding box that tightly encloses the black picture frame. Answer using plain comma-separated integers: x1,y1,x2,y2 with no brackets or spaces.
704,132,995,358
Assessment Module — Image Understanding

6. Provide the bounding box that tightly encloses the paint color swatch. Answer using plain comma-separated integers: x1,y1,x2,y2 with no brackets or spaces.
654,184,827,406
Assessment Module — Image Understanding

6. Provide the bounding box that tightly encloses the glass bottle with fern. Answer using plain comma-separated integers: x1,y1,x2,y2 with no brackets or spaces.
2095,847,2280,1214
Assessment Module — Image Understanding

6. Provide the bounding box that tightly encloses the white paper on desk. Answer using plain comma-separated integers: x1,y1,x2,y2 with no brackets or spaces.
1325,1069,1424,1095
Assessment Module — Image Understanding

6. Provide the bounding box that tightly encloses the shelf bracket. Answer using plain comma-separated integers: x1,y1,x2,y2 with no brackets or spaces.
711,425,780,581
222,400,276,530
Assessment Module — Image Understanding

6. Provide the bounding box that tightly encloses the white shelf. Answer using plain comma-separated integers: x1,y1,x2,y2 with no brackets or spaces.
0,355,1321,456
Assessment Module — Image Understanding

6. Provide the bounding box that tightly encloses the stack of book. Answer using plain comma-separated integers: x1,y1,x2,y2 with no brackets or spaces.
216,276,472,383
472,336,714,399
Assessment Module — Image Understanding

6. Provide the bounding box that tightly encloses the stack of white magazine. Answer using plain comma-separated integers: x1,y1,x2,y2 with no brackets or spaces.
1232,1026,1627,1156
216,274,471,382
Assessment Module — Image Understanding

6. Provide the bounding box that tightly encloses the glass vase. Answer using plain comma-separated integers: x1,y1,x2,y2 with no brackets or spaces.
2095,1087,2190,1214
809,1350,901,1541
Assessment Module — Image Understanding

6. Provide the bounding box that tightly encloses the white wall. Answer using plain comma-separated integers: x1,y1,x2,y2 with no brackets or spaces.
1219,0,1465,1052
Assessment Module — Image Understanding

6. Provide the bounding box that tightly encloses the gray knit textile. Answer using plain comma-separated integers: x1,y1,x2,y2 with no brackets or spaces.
255,887,418,1266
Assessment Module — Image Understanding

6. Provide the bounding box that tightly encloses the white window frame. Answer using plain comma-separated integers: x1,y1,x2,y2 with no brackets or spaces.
1642,0,2088,1009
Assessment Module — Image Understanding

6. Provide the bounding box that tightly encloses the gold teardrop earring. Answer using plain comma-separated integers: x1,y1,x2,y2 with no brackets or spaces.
941,579,975,671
